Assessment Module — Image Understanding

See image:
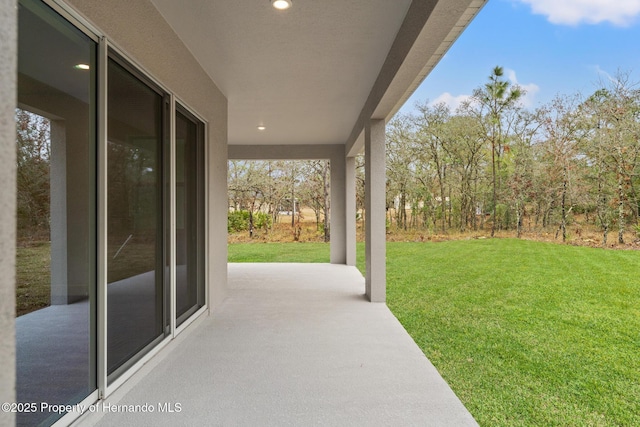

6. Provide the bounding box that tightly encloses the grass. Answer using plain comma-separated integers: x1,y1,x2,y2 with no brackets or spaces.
16,242,50,316
228,241,330,263
228,239,640,426
16,237,157,316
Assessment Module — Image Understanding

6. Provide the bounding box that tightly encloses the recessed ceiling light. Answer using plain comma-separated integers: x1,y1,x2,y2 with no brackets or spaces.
257,125,266,131
271,0,292,10
74,64,90,70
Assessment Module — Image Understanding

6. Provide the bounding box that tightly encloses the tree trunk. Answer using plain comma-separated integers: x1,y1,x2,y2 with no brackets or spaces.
249,210,254,238
628,179,639,224
516,199,522,238
561,170,567,242
448,183,452,230
291,182,295,227
491,140,497,237
439,182,446,233
472,177,478,231
323,160,330,242
618,173,625,244
401,192,407,231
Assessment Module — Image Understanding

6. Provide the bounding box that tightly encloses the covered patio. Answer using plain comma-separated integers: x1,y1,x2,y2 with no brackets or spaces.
1,1,488,425
82,263,477,426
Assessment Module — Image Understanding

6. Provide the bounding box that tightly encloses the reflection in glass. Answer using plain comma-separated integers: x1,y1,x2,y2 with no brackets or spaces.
176,107,205,325
107,57,166,379
16,0,96,425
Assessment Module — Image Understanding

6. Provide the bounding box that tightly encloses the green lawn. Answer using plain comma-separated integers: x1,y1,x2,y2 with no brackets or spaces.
228,239,640,426
228,241,331,263
16,242,50,316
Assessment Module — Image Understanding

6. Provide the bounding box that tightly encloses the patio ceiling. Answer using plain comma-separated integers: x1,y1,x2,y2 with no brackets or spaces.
149,0,486,149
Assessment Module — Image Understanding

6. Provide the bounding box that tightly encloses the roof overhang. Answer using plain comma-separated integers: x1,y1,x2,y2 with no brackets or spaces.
149,0,486,152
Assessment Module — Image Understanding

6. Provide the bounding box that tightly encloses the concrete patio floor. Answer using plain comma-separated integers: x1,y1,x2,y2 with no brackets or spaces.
85,263,477,427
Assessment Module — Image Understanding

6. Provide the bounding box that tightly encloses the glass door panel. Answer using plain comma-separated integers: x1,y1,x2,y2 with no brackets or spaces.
16,0,96,425
106,56,166,379
175,107,205,325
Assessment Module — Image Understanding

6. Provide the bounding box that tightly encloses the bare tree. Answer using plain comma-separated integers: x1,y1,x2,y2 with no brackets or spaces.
537,95,584,242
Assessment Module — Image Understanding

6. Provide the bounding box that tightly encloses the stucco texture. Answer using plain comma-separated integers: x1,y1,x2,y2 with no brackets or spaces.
0,0,17,424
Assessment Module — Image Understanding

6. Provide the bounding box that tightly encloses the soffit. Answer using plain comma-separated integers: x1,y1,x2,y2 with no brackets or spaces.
374,0,486,121
149,0,485,146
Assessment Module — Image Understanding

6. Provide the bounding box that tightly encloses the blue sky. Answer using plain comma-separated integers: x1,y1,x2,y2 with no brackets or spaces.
400,0,640,114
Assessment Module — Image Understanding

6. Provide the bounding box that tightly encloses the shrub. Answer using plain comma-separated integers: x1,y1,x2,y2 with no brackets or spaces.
253,212,272,230
228,210,272,232
228,210,249,232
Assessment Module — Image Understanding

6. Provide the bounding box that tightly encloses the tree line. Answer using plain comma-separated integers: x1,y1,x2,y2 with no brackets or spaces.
229,67,640,246
16,108,50,241
385,66,640,245
228,159,331,241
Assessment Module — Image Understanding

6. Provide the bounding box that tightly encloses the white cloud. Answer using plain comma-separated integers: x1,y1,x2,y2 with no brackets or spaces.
516,0,640,26
505,68,540,108
592,65,617,83
590,65,635,91
430,92,473,112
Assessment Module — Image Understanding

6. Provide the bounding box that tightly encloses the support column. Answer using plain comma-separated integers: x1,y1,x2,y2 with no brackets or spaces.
0,0,17,421
330,149,346,264
365,119,385,302
49,113,92,305
208,120,229,310
346,156,356,266
50,120,68,304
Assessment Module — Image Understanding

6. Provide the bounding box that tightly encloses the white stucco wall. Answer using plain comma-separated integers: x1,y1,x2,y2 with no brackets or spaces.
0,0,17,424
65,0,229,308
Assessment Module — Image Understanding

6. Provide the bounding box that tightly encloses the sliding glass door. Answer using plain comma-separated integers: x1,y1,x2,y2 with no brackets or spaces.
175,106,205,325
16,0,96,425
106,55,169,380
16,1,209,422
